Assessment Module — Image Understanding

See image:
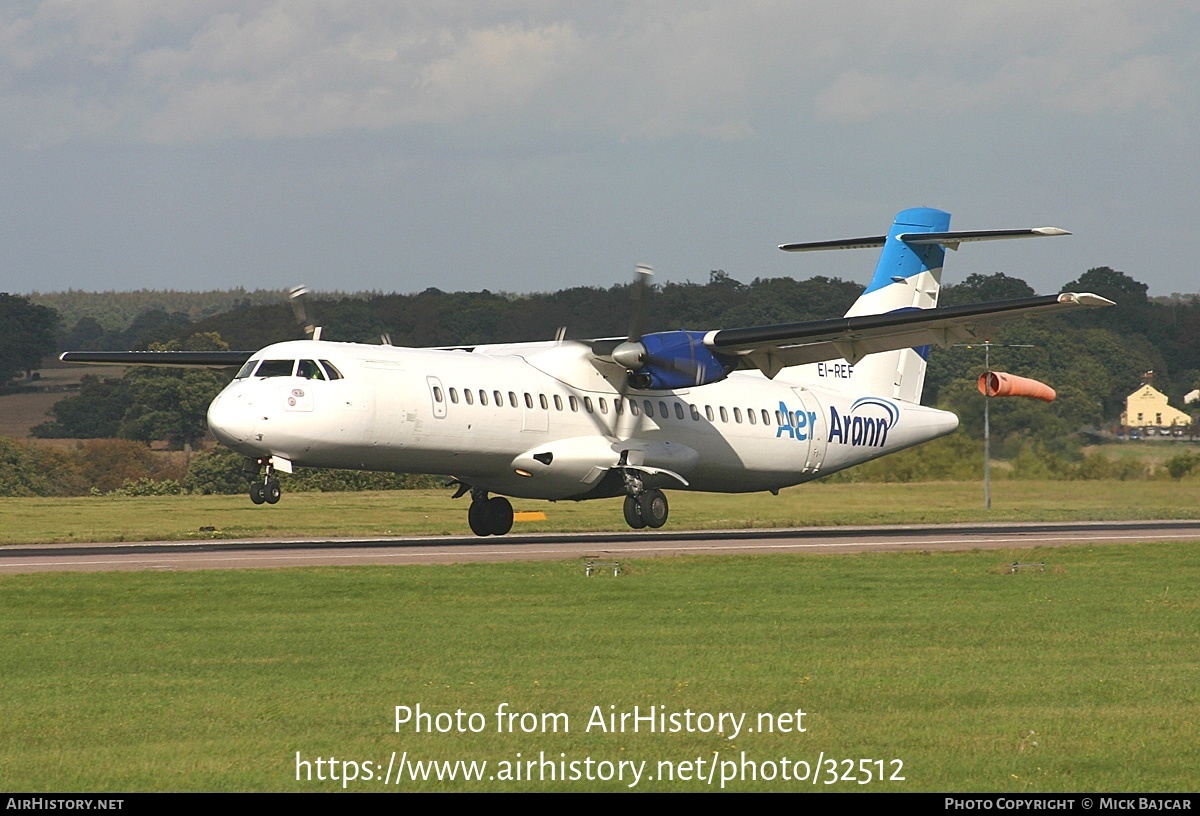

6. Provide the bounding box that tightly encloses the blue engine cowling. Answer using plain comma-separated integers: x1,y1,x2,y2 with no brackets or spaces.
632,330,737,390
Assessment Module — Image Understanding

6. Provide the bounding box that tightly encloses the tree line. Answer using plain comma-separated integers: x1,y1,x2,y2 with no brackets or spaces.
6,264,1200,460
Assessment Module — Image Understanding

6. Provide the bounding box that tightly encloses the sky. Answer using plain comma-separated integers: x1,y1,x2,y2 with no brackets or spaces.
0,1,1196,300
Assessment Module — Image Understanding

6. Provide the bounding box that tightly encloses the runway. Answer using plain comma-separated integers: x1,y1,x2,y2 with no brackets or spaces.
1,520,1198,574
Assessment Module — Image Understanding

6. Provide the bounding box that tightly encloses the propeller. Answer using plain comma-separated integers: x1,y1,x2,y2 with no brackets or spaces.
593,264,731,392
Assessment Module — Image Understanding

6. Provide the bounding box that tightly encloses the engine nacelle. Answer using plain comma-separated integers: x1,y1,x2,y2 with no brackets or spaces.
977,371,1056,402
630,330,736,390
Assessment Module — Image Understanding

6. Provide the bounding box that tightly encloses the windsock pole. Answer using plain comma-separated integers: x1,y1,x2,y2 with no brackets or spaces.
954,340,1038,509
984,343,991,510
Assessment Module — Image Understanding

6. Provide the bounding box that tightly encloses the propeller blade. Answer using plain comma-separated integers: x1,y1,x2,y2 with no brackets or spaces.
289,285,315,339
627,264,653,343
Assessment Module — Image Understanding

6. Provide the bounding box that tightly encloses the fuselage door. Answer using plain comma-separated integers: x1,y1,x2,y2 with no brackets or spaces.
789,386,826,474
427,376,448,419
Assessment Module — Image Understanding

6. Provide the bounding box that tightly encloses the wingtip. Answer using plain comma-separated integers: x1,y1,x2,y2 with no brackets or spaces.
1058,292,1115,307
1032,227,1071,237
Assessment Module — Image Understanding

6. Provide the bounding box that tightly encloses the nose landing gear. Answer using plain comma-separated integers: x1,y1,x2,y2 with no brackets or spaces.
245,457,282,505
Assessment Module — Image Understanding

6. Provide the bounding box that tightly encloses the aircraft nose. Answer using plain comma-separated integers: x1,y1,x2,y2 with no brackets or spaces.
207,391,257,447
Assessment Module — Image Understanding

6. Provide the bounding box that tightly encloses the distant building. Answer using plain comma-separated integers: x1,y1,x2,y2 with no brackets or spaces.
1121,384,1191,429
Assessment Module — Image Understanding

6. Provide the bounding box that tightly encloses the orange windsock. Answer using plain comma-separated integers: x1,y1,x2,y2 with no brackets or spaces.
977,371,1056,402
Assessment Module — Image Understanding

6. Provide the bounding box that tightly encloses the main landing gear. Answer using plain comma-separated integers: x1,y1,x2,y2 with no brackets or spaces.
622,488,668,529
467,489,514,537
620,467,668,530
245,457,282,505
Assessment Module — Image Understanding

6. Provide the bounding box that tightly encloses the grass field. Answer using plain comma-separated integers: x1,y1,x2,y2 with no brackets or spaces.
3,479,1200,545
1,542,1196,791
3,481,1198,792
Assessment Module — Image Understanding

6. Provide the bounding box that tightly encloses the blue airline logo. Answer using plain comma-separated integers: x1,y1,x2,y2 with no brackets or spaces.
828,397,899,448
776,402,818,442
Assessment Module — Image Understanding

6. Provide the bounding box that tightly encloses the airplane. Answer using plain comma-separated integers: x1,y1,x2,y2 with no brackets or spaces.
62,207,1112,536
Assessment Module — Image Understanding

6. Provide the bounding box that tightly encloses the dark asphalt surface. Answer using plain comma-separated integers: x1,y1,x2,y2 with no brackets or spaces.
1,520,1197,573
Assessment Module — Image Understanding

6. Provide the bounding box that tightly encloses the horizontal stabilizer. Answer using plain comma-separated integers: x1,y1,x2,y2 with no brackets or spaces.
780,227,1069,252
60,350,254,368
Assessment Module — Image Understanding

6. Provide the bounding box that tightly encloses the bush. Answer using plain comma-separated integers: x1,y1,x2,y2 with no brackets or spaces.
182,448,444,494
184,448,247,495
0,439,80,497
1165,451,1200,480
106,478,183,496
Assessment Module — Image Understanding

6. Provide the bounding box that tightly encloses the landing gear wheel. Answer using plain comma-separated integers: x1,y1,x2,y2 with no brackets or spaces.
468,496,515,536
637,489,668,529
487,496,514,536
264,479,281,504
468,500,489,536
249,482,266,505
623,494,647,529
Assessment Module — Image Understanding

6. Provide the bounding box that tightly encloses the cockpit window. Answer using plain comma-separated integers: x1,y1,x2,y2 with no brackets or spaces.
319,360,343,380
297,359,325,380
254,359,295,377
234,360,258,379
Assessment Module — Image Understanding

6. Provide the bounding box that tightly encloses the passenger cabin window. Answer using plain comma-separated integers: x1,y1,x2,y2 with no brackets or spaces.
554,395,563,411
465,389,474,405
584,396,594,413
432,386,444,403
509,391,518,408
540,394,549,410
479,390,488,406
643,400,654,419
297,360,325,380
690,404,701,421
747,408,756,425
674,402,685,420
719,406,729,423
706,406,715,421
569,396,579,412
494,390,503,406
734,407,743,423
254,359,295,377
524,393,533,409
449,388,459,404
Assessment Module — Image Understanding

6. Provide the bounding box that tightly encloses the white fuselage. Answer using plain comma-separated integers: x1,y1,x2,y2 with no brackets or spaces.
206,339,959,501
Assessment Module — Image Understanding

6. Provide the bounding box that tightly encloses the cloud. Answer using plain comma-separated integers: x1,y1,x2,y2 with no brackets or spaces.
811,1,1192,124
0,1,1194,146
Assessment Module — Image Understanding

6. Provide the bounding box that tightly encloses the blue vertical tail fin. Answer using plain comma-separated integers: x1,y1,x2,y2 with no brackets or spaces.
843,207,949,403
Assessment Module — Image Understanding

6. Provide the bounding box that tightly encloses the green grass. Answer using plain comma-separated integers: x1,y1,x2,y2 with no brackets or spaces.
1,543,1197,791
1084,441,1195,464
3,480,1200,545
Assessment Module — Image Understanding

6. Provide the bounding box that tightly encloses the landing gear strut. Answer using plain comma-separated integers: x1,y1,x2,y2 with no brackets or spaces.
245,457,282,505
467,488,514,537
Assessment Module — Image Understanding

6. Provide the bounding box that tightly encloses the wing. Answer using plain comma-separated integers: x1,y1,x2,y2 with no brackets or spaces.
59,351,255,368
704,292,1112,377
